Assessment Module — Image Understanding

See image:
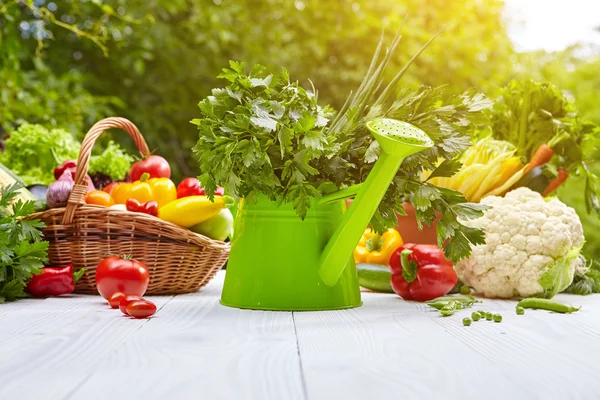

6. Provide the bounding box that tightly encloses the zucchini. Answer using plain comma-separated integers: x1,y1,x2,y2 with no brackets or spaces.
0,162,36,204
357,263,394,293
0,162,25,186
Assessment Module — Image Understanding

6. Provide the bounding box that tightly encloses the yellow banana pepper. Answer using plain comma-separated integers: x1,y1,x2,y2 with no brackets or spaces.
112,173,176,207
354,228,403,265
158,195,235,228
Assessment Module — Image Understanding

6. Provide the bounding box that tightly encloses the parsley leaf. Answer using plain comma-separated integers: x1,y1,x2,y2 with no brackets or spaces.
0,183,48,303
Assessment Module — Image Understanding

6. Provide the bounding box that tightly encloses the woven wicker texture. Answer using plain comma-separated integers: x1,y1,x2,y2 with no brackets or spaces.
29,117,230,294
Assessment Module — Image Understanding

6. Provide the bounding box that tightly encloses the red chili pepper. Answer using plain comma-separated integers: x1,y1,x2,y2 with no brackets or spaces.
54,160,78,180
126,198,158,217
25,264,85,297
389,243,457,302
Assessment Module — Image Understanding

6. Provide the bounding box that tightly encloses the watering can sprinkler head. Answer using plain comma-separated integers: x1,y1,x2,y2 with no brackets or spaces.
366,118,434,158
318,118,433,287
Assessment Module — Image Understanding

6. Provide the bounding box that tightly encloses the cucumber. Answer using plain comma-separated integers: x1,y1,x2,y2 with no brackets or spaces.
357,263,394,293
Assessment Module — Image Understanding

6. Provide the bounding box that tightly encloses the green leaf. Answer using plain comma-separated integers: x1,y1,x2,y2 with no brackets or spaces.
443,225,485,264
364,141,380,163
301,130,324,151
426,159,463,181
451,203,489,221
294,113,317,133
538,245,583,298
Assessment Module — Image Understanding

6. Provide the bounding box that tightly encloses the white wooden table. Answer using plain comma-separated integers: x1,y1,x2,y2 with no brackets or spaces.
1,270,600,400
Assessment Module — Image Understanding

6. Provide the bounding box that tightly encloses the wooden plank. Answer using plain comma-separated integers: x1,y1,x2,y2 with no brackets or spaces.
0,293,175,400
2,271,600,400
65,274,305,400
424,293,600,400
293,291,600,400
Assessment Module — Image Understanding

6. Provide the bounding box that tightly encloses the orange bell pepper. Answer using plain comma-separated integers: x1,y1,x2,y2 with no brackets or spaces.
354,228,403,265
112,173,176,207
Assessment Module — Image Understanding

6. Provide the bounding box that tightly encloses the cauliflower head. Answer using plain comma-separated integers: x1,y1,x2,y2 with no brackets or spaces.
455,187,584,298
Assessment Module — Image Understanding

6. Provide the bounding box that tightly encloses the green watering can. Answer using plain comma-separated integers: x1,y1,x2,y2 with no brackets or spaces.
221,119,434,311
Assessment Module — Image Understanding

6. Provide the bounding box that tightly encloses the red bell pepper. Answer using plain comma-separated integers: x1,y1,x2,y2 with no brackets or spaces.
389,243,457,302
54,160,78,180
126,198,159,217
176,178,224,198
26,264,85,297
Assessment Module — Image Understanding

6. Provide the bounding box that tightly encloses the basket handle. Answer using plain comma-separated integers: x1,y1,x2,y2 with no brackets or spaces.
62,117,151,225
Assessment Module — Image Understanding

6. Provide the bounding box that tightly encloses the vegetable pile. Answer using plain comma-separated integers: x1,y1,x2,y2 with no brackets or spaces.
427,79,600,209
193,31,493,263
488,79,600,208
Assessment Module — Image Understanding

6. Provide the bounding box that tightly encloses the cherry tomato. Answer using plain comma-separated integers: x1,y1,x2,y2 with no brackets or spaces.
108,292,125,309
85,190,115,207
130,155,171,181
95,255,150,300
119,295,144,315
104,182,121,195
126,199,158,217
176,177,224,198
126,300,157,319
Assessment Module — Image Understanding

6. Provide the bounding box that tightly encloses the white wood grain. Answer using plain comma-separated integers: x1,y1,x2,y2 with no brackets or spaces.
1,272,600,400
66,274,305,400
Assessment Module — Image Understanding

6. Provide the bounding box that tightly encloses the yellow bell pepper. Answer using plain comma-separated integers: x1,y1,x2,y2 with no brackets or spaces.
158,195,235,228
354,228,403,265
112,173,177,207
147,177,177,207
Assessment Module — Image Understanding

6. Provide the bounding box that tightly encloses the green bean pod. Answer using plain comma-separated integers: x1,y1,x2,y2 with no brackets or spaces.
517,298,581,314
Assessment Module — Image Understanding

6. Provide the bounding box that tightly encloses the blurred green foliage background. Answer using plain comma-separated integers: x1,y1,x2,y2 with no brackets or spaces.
1,0,599,256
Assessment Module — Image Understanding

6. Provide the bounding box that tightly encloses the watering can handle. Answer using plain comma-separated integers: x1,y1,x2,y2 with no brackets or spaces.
319,184,363,204
319,152,403,287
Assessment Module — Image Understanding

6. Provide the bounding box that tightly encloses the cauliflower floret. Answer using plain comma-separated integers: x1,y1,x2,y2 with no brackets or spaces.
455,187,584,299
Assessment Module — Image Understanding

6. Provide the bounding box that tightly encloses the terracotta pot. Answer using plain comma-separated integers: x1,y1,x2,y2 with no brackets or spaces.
395,202,438,245
346,200,438,245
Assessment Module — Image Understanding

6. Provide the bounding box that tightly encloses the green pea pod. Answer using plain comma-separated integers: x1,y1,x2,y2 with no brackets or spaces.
427,295,474,304
427,301,448,310
440,301,458,317
517,298,580,314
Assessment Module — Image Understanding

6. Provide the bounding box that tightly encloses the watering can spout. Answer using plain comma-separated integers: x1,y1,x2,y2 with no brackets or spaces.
318,119,434,287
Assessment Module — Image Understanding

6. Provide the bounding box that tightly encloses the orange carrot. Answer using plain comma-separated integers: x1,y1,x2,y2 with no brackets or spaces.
543,168,568,197
524,144,554,175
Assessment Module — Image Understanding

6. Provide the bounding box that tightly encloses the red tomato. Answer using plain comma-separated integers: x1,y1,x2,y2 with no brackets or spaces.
104,182,121,195
108,292,125,309
126,300,157,319
130,155,171,181
95,255,150,300
176,177,224,198
119,295,144,315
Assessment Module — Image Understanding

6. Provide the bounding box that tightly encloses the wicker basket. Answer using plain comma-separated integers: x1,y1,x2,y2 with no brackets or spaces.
29,117,230,294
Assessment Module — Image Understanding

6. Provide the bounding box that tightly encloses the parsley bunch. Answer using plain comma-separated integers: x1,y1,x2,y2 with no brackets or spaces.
0,183,48,303
193,62,336,217
192,30,490,263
